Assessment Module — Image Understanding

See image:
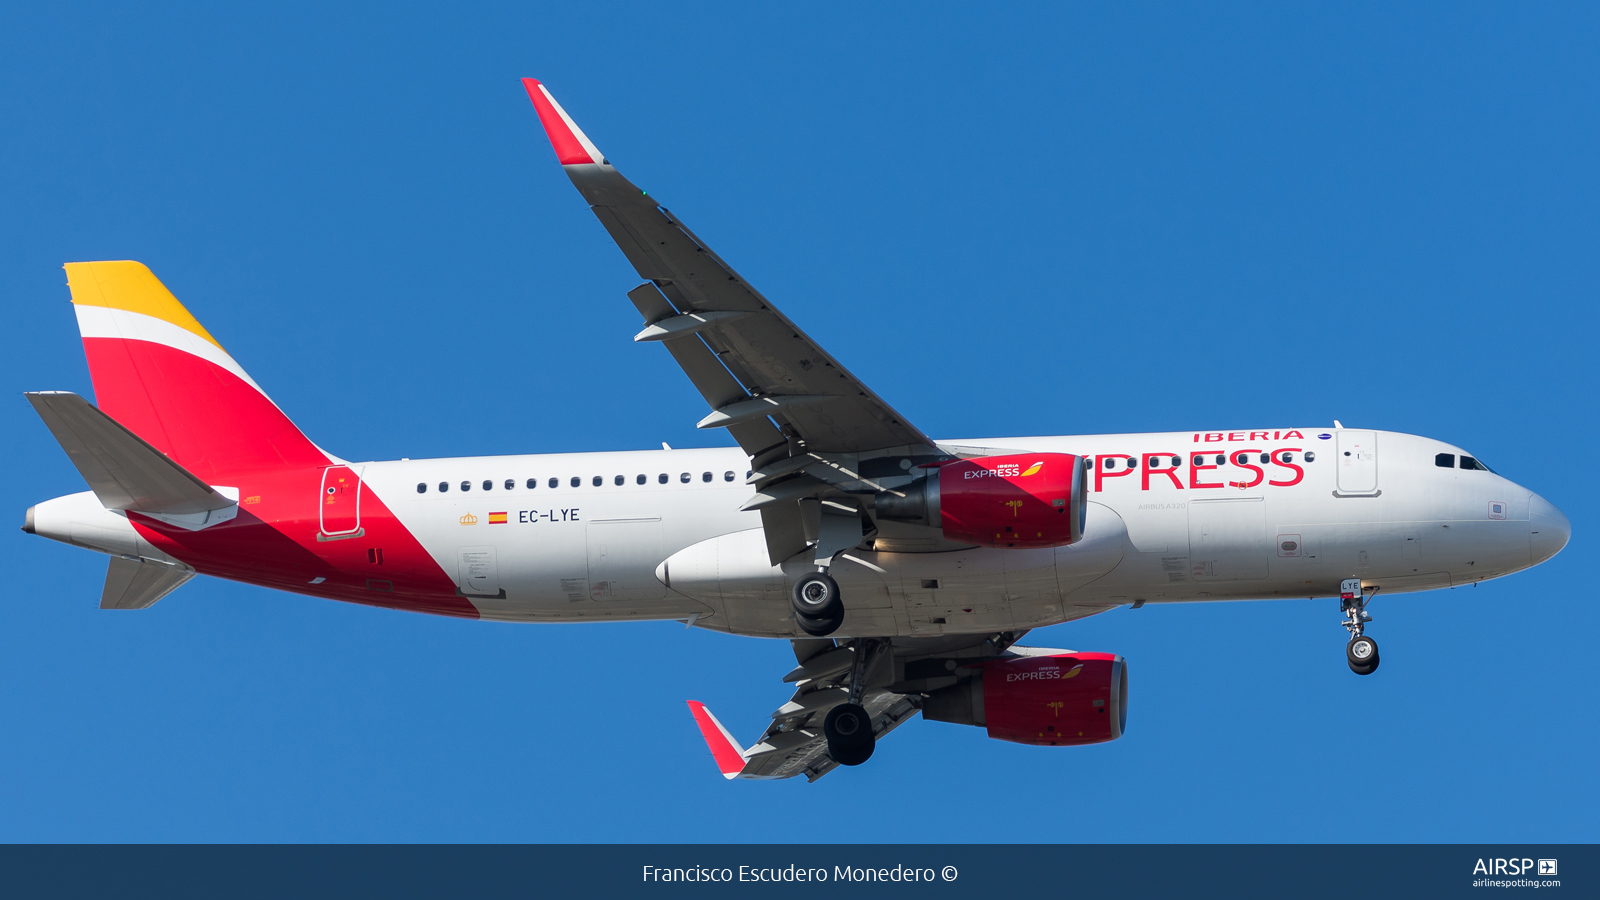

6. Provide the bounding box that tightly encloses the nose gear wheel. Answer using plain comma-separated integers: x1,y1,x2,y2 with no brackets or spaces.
1340,583,1381,675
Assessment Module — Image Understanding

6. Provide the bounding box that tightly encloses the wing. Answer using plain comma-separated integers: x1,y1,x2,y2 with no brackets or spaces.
523,79,942,562
686,642,922,783
684,633,1048,783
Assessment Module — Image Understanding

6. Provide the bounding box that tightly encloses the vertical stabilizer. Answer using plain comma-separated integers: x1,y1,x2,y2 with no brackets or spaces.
65,261,328,481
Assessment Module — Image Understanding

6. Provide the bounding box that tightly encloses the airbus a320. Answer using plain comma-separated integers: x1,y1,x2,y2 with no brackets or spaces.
23,79,1570,781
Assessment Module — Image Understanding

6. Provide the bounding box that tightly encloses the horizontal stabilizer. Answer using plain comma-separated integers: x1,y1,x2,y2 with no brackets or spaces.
27,392,236,518
101,556,193,610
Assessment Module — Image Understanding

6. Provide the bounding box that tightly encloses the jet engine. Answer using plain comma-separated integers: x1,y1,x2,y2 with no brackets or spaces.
922,652,1127,746
873,452,1086,548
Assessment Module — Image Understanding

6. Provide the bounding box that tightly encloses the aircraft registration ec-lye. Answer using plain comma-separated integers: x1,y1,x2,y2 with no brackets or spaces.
23,79,1570,781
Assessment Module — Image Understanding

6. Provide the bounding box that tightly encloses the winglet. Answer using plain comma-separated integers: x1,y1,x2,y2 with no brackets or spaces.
686,700,747,780
522,78,603,166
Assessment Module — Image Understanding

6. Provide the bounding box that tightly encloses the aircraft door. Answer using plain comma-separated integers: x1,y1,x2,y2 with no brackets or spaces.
586,517,665,601
1336,431,1378,493
319,465,364,536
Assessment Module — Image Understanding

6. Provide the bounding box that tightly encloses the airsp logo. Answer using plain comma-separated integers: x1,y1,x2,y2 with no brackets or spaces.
1472,858,1552,876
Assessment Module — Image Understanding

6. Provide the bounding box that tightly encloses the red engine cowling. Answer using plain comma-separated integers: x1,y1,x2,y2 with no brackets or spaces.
922,652,1127,746
873,452,1085,548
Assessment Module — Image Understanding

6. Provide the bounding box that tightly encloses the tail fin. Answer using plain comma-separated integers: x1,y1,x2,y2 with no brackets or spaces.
64,261,328,482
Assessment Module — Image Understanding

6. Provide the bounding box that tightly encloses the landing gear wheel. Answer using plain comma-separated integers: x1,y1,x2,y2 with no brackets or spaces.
824,702,874,766
792,573,843,636
1347,635,1378,667
1339,584,1380,675
795,608,843,637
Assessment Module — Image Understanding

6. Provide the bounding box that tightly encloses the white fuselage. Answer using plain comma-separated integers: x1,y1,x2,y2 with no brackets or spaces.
352,427,1564,638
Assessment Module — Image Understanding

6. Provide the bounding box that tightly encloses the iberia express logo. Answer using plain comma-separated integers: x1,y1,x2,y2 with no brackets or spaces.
1006,662,1084,682
1021,461,1044,476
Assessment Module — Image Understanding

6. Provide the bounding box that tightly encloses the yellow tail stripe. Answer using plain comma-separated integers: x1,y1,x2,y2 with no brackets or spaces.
64,261,223,351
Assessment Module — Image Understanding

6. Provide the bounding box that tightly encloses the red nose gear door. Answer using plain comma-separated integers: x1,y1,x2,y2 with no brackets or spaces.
319,465,364,537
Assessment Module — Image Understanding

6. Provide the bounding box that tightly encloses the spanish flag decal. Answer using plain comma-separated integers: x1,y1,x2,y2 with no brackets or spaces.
1021,461,1045,477
488,512,508,524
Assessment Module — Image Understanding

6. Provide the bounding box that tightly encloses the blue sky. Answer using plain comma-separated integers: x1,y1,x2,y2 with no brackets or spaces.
1,2,1595,842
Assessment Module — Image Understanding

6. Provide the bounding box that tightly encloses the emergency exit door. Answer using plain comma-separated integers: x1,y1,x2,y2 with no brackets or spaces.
1336,431,1378,493
319,465,364,536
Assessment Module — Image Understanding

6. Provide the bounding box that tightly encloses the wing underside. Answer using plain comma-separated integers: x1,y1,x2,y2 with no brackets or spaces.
523,79,946,564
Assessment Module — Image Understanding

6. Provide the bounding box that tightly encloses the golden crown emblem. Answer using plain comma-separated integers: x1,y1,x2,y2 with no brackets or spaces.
459,512,478,526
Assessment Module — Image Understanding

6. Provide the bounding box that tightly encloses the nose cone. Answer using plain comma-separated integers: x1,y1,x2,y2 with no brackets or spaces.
1529,493,1570,566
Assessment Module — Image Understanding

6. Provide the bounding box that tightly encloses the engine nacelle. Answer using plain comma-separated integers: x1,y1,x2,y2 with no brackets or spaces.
922,652,1127,746
873,452,1085,548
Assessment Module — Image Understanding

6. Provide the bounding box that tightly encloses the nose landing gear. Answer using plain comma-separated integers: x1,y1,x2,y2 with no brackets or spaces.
1340,578,1380,675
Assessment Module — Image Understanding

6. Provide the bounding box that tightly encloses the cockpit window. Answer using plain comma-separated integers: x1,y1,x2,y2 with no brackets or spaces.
1435,453,1455,468
1460,455,1495,473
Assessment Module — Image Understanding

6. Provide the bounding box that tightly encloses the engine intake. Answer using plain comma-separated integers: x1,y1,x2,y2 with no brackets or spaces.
922,652,1127,746
873,452,1086,548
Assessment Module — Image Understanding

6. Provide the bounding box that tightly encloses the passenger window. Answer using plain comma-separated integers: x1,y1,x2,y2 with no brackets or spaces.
571,476,581,488
1259,453,1269,464
680,472,690,483
505,479,515,490
1172,457,1182,466
416,483,427,493
724,471,735,482
1282,452,1294,463
527,478,537,489
746,470,753,479
1215,455,1224,465
702,471,712,483
439,482,449,493
460,481,471,492
659,473,669,484
1193,455,1205,466
1436,453,1456,468
1305,451,1316,462
1127,457,1138,469
636,474,646,485
614,475,624,486
549,477,559,489
592,476,603,487
1104,458,1116,469
483,480,492,491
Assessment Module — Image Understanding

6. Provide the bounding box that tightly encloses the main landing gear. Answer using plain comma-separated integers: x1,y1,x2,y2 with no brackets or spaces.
824,638,884,766
1339,578,1380,675
793,571,843,637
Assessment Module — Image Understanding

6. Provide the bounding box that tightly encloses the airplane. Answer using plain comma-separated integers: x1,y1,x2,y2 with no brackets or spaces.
22,79,1570,782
